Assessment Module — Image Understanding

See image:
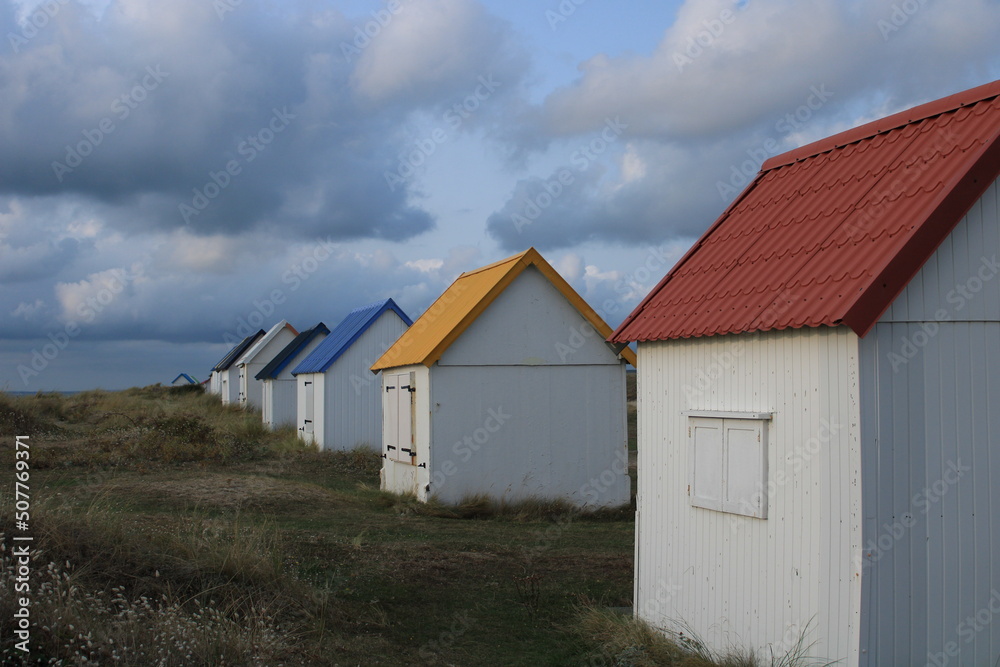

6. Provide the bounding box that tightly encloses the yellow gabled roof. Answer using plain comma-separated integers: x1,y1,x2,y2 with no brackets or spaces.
371,247,637,371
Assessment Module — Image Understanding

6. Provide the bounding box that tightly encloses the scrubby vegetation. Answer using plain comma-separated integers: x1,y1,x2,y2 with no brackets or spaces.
575,608,830,667
1,384,820,665
1,386,635,665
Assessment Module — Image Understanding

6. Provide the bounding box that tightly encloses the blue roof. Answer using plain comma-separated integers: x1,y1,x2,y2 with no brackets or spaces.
211,330,265,372
291,299,412,375
172,373,197,384
255,323,330,380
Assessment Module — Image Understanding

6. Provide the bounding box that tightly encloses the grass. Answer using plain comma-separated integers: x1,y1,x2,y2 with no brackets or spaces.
575,608,832,667
1,386,634,665
0,384,820,666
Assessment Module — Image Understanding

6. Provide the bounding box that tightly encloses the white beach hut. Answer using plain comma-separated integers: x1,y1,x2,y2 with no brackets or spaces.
236,320,298,410
291,299,411,451
256,323,330,429
371,247,636,508
611,80,1000,666
208,330,264,404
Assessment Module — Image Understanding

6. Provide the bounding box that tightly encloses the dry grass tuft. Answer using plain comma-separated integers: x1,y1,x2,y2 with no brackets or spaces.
3,386,308,470
374,491,632,522
575,606,831,667
0,496,339,666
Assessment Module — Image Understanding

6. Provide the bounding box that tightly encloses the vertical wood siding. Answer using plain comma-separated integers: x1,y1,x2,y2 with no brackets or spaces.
263,379,297,428
857,175,1000,666
635,326,862,664
264,334,327,430
428,363,629,507
319,311,409,451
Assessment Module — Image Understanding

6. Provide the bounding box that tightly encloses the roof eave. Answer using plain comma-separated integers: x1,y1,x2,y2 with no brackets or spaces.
610,172,769,344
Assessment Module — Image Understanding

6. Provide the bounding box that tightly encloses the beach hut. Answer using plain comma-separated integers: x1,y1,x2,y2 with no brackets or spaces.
208,330,264,404
170,373,197,386
611,80,1000,665
371,248,636,508
292,299,412,451
236,320,298,410
256,323,330,429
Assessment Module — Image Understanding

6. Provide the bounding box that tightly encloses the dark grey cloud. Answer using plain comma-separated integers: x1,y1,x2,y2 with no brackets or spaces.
0,237,85,283
488,138,746,251
0,0,528,241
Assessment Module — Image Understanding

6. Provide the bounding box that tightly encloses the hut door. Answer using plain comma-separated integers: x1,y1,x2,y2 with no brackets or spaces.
385,372,416,463
303,381,314,434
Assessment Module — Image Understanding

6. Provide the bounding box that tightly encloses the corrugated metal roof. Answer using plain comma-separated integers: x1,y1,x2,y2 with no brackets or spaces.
254,323,330,380
292,299,412,375
372,247,638,370
238,320,298,364
211,330,264,371
613,79,1000,343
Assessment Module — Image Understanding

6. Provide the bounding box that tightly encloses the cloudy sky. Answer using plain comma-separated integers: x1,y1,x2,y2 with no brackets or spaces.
2,0,999,390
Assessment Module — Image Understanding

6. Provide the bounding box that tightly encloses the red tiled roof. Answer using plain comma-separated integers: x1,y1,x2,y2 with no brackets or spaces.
612,79,1000,343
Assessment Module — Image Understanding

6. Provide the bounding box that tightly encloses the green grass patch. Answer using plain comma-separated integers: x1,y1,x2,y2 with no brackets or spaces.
0,382,795,665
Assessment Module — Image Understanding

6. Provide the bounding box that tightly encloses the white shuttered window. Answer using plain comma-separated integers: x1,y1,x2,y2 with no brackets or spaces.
689,415,768,518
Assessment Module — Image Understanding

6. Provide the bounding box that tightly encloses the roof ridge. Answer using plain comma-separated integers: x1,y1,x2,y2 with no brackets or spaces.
372,247,637,370
763,79,1000,171
458,248,533,278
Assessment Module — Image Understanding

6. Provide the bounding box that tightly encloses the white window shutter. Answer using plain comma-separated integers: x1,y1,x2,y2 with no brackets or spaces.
304,381,314,434
384,374,399,459
397,373,414,461
723,420,767,518
690,418,724,511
